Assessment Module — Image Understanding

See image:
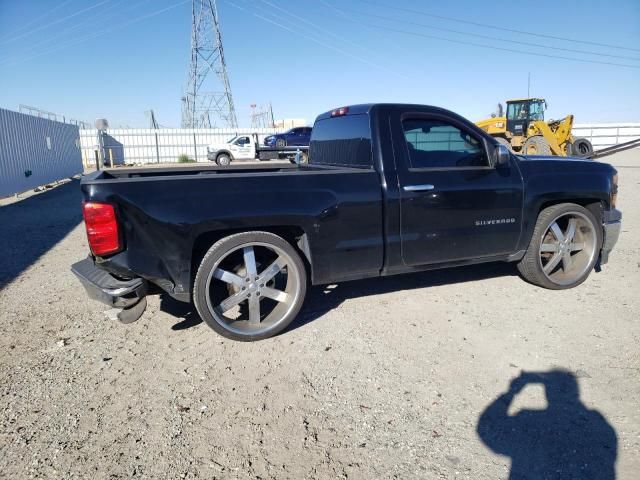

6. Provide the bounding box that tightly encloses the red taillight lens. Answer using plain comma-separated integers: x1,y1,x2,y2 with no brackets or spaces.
82,202,121,256
330,106,349,117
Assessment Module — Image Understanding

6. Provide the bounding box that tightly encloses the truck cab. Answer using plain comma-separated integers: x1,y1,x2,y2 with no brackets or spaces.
505,98,546,136
207,135,257,165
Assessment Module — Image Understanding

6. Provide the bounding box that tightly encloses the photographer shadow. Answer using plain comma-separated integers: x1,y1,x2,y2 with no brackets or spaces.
477,369,617,479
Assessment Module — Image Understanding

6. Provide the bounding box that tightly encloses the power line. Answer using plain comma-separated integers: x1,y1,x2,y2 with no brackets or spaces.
329,4,640,62
354,0,640,53
0,0,77,42
0,0,111,46
224,0,407,79
0,0,190,67
254,0,371,54
318,2,640,69
0,0,148,63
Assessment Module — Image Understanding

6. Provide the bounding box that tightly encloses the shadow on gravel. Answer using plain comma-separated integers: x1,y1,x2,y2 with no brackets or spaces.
0,180,82,291
161,261,517,333
477,369,617,479
160,294,203,330
289,261,517,332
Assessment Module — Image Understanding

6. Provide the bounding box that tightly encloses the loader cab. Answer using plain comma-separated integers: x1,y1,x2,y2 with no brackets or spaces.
506,98,546,136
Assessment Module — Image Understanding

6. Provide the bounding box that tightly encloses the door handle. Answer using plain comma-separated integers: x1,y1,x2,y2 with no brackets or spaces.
403,184,435,192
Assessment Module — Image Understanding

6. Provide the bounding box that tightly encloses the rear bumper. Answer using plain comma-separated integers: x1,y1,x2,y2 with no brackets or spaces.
600,208,622,265
71,257,148,316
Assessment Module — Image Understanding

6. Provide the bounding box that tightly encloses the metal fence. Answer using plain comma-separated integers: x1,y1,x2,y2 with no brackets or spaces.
572,123,640,148
0,107,82,198
78,122,640,166
79,127,285,166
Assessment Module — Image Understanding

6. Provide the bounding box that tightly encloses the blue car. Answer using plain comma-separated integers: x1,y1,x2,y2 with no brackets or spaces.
264,126,312,148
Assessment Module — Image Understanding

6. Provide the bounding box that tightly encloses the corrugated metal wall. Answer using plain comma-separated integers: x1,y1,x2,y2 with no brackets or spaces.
79,127,285,165
0,108,82,197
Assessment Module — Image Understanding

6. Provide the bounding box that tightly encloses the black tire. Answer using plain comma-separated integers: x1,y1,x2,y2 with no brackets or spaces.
193,231,307,341
570,138,594,158
522,135,551,156
275,138,286,148
216,153,231,166
495,137,513,151
517,203,602,290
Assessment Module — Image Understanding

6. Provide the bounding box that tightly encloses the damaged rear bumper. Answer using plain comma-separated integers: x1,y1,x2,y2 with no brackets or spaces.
71,257,148,323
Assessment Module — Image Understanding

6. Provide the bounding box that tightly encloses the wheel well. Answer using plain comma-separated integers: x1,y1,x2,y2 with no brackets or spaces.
216,150,232,160
191,226,311,285
538,199,603,223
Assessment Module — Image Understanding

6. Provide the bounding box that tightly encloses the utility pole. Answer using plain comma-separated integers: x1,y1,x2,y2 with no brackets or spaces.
181,0,238,128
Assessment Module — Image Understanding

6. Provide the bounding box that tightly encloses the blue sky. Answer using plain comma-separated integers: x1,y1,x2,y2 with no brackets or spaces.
1,0,639,127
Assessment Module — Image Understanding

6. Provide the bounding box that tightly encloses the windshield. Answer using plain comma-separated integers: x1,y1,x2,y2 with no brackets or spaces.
507,101,545,121
528,101,545,121
226,136,238,144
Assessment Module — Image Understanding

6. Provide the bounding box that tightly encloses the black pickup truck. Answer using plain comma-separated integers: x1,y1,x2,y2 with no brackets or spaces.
72,104,621,341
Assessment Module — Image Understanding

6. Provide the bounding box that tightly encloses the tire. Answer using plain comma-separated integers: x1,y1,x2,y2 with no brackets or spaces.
522,135,551,156
193,231,307,341
216,153,231,166
517,203,602,290
276,138,286,148
570,138,594,158
289,151,309,164
495,137,513,151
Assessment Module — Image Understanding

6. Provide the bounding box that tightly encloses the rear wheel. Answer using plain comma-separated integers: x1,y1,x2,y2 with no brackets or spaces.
193,231,307,341
522,135,551,156
216,153,231,166
517,203,601,289
570,138,594,157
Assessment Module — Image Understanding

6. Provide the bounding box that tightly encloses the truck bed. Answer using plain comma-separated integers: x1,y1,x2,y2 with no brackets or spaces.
90,162,301,181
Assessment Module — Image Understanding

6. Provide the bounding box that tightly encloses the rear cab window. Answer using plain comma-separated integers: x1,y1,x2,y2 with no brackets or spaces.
309,114,372,168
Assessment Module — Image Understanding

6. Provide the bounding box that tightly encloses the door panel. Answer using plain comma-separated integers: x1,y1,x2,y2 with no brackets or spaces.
392,113,523,266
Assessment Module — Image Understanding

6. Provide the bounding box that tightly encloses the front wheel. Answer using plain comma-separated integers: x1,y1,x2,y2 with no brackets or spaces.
522,135,551,156
276,138,286,148
193,231,307,341
495,137,513,151
216,154,231,166
517,203,602,289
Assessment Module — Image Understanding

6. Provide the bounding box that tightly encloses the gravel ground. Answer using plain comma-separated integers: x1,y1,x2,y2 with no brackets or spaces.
1,151,638,479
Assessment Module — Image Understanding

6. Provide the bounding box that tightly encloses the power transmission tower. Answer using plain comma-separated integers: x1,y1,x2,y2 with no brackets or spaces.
181,0,238,128
250,102,275,128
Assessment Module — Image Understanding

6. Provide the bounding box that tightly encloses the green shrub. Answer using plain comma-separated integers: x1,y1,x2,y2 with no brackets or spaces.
178,154,195,163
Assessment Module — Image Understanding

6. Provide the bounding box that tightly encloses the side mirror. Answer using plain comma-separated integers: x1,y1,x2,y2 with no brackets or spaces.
493,144,510,166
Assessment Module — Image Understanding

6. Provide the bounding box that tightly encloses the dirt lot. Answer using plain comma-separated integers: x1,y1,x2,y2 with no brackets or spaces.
1,151,638,479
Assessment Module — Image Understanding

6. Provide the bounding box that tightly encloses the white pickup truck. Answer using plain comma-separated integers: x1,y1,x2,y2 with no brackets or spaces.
207,134,309,166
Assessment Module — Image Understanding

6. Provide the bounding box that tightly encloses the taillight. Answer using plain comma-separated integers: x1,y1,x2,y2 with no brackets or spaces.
82,202,121,256
330,106,349,117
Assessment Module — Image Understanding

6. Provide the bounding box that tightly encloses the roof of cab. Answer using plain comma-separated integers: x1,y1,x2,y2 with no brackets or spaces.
314,103,462,122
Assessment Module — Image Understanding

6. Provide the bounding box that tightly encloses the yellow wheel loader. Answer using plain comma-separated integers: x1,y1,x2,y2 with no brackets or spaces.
476,98,593,157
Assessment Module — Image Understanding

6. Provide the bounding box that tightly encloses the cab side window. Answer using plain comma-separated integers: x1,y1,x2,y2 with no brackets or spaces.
234,136,250,146
403,119,487,169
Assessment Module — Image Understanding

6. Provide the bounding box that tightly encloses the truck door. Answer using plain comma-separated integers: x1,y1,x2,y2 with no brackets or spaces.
391,112,523,266
233,136,252,160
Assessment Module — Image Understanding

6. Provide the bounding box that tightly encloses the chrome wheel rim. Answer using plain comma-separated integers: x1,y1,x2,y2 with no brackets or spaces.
538,212,597,286
204,242,302,335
